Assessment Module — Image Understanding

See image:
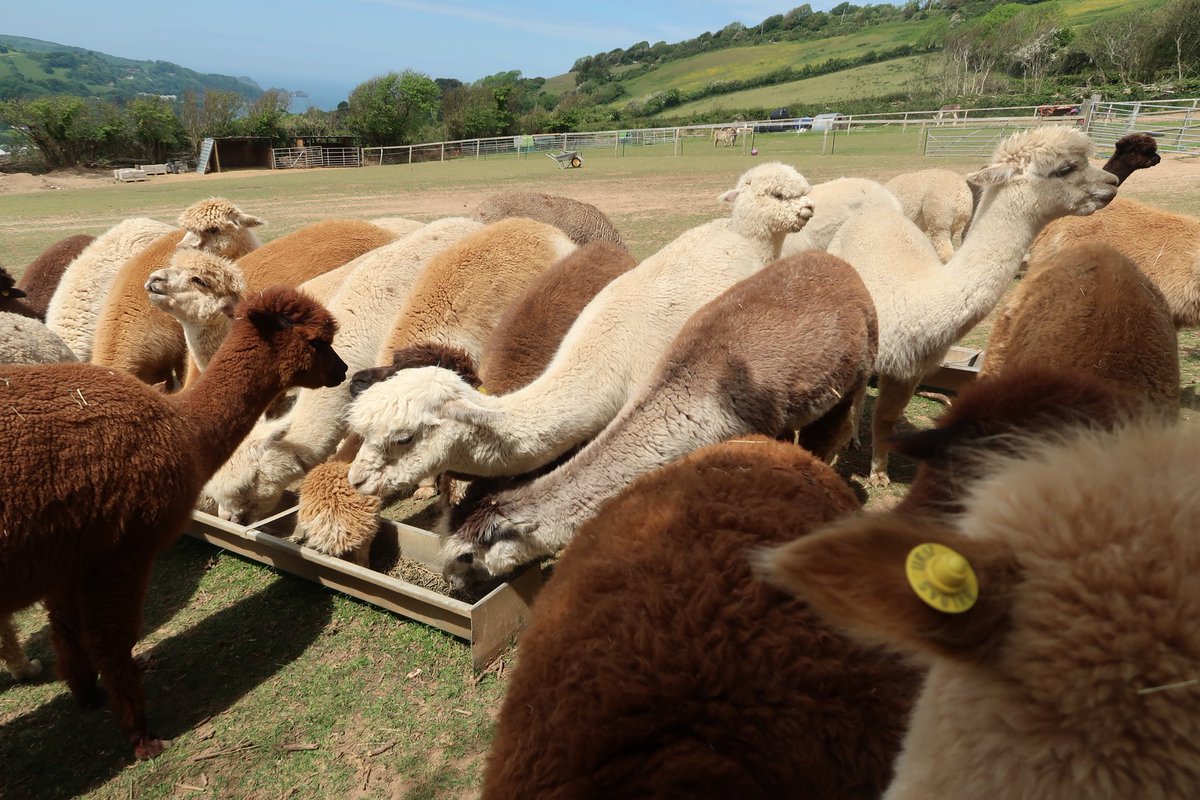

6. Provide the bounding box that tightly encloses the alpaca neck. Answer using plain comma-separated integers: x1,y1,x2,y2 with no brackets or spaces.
925,182,1051,343
1100,153,1135,185
462,379,630,476
181,313,233,371
730,217,786,263
172,332,286,477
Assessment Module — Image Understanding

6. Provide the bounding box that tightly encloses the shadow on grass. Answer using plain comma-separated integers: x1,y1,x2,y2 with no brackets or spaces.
9,538,215,686
0,569,333,799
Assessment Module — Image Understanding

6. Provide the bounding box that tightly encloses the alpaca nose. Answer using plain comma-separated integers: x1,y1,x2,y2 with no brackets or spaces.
145,276,166,295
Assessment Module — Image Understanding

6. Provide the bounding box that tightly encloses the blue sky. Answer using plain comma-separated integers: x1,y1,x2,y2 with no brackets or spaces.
5,1,846,109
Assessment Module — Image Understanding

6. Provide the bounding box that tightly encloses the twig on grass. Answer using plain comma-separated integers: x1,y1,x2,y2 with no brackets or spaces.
367,740,397,757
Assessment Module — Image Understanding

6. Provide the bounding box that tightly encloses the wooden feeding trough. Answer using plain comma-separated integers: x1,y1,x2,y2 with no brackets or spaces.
920,346,985,394
185,506,543,669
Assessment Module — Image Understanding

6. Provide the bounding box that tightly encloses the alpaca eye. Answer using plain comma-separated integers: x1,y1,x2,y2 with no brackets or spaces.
391,432,414,447
204,226,220,235
191,276,208,288
1054,163,1077,177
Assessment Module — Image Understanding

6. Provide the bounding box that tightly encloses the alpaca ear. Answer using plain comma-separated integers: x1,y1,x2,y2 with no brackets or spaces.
442,397,496,426
178,230,204,249
718,188,741,204
219,296,239,318
248,306,294,335
966,164,1015,186
756,512,1020,663
349,367,387,400
1,286,27,299
235,212,266,229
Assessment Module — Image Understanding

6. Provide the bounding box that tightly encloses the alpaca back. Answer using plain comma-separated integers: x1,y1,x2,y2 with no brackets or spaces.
1028,197,1200,327
382,218,576,364
482,437,916,799
478,240,636,394
238,219,396,291
782,177,900,254
470,191,625,248
45,218,175,360
982,242,1179,417
0,312,78,365
16,234,94,318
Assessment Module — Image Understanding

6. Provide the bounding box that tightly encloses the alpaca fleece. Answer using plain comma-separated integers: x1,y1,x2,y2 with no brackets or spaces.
482,437,918,800
15,234,95,318
781,176,901,255
766,422,1200,799
885,168,974,263
0,266,40,319
982,242,1179,416
470,191,626,249
0,312,77,365
447,251,878,584
0,286,345,760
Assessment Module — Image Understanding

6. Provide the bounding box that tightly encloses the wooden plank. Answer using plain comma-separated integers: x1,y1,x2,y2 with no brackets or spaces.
919,346,984,394
196,138,214,174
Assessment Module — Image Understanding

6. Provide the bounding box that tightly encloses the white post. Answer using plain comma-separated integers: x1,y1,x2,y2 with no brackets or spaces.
408,146,412,166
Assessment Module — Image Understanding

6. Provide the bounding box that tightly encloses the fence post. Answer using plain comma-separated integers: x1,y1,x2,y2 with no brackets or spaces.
476,140,480,160
408,146,412,166
1178,105,1193,148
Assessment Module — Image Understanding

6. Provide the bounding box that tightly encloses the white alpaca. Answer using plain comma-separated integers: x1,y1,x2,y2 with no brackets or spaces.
885,168,975,263
203,217,579,524
44,218,175,360
828,126,1119,486
781,177,901,254
345,162,815,498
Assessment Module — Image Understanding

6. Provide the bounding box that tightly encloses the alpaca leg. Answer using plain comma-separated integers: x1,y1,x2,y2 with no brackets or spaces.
412,476,440,501
45,592,103,707
870,375,921,488
0,613,41,681
80,571,164,759
848,380,869,449
798,381,862,463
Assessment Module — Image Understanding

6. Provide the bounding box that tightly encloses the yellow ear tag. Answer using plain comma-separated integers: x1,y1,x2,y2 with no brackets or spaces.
478,385,490,396
906,542,978,614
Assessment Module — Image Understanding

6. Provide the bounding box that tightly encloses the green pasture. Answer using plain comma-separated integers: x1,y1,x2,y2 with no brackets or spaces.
662,55,930,117
1,132,1197,799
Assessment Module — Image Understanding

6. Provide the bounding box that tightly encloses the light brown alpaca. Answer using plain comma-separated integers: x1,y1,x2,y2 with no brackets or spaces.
91,198,265,385
982,242,1180,418
763,420,1200,799
1027,196,1200,328
828,126,1118,486
0,287,345,760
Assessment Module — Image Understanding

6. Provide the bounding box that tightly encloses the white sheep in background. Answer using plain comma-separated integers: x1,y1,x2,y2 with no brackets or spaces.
344,162,815,498
44,218,176,360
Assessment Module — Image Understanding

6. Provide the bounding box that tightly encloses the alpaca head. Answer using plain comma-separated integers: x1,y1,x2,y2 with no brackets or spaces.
176,197,265,255
0,266,29,314
719,162,815,240
966,126,1117,221
234,287,346,391
441,495,543,590
205,419,301,524
761,422,1200,798
1111,132,1161,173
146,250,245,324
346,366,487,498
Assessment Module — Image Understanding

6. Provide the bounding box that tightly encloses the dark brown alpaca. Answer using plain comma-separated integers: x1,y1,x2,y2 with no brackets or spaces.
445,251,878,587
0,287,345,760
1100,132,1160,185
0,266,41,320
15,234,95,318
482,436,918,800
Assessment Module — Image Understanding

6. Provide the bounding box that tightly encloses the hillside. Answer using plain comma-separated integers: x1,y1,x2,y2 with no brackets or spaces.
0,34,261,101
544,0,1170,122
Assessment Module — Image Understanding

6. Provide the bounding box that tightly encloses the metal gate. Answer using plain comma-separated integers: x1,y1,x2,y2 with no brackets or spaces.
1085,99,1200,155
922,125,1024,157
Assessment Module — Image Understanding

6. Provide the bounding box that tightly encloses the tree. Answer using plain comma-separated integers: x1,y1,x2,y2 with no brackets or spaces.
0,95,99,167
1154,0,1200,81
179,89,243,151
346,70,440,146
127,96,183,161
999,3,1069,94
241,88,293,142
1084,12,1156,87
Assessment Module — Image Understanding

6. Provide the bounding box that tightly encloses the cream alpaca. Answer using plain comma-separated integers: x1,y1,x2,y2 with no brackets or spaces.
781,176,901,254
764,421,1200,800
885,168,974,262
345,162,815,496
828,126,1118,485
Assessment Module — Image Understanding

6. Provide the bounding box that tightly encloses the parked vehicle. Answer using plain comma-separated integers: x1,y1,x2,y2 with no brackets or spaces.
811,112,849,131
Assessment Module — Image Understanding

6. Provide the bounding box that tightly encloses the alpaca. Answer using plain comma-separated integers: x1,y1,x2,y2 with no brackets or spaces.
0,311,78,365
45,217,176,361
762,421,1200,799
13,234,94,318
781,176,901,255
367,217,424,238
296,242,637,562
981,242,1179,417
436,252,879,586
827,126,1119,486
470,191,627,249
884,168,974,263
344,162,815,493
0,286,346,760
204,217,569,524
91,199,266,386
1100,132,1160,185
482,436,919,800
1026,196,1200,328
0,266,40,319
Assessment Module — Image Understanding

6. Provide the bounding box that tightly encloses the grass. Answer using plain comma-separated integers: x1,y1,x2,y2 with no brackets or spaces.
1,132,1197,798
